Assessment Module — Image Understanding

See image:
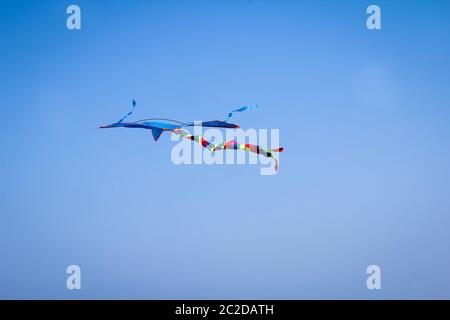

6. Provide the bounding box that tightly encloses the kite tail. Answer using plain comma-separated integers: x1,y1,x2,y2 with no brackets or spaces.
224,105,259,122
172,128,284,171
213,142,284,171
172,128,216,151
116,99,137,123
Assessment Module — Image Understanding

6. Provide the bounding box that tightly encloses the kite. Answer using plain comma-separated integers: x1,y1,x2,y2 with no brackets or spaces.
99,100,284,171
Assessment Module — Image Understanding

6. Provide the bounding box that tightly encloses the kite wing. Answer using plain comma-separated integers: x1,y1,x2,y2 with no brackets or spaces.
183,105,258,128
184,120,239,128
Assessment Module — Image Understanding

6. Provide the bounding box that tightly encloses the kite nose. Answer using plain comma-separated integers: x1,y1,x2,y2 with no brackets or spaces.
99,124,113,128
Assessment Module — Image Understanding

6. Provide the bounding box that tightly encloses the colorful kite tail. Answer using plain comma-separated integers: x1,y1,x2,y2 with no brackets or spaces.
172,128,284,171
213,142,284,171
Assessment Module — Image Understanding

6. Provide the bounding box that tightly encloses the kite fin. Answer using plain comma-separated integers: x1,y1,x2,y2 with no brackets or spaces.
151,128,164,141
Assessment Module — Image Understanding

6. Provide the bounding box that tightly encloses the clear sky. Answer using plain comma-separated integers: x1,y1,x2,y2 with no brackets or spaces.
1,0,450,299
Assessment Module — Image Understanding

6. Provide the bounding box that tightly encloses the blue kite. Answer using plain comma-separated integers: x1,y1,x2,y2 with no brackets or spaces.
99,100,283,170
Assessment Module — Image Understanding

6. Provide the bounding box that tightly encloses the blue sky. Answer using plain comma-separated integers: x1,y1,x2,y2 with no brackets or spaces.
1,0,450,299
